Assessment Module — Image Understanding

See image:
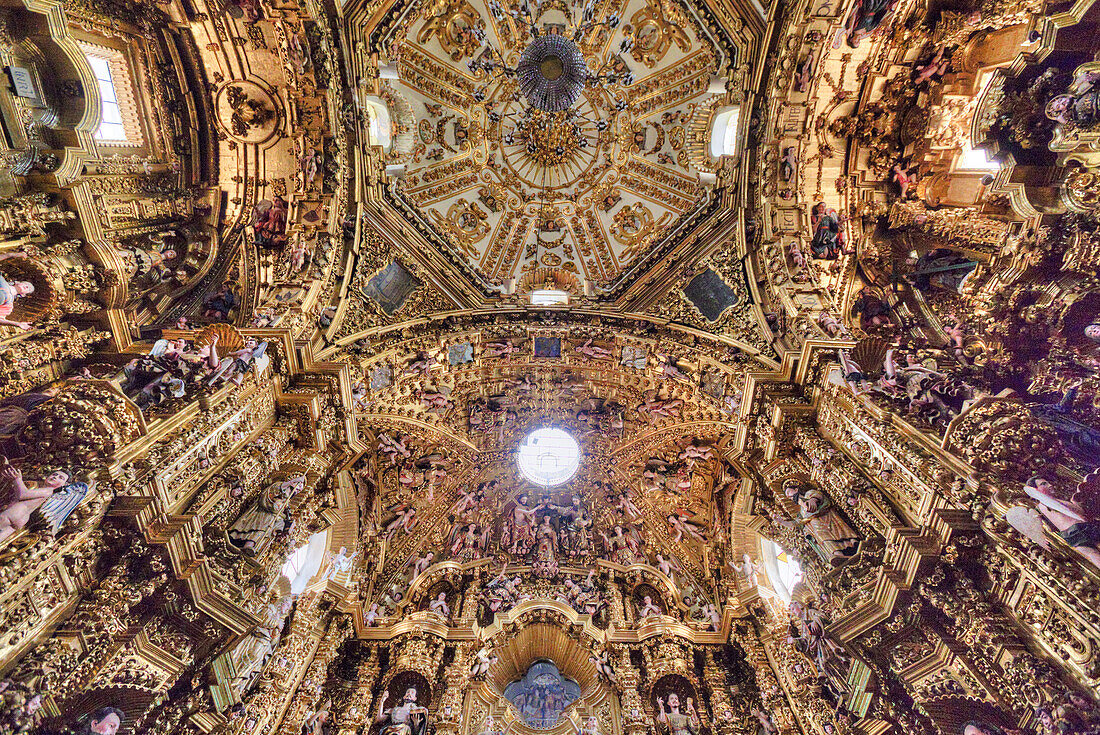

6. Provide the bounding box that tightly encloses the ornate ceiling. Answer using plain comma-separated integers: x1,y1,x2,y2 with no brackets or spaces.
359,0,745,297
3,0,1100,731
347,333,744,615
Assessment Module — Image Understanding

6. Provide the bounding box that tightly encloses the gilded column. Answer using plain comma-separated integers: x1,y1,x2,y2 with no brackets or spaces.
616,646,648,735
336,647,380,735
702,649,736,735
273,614,352,735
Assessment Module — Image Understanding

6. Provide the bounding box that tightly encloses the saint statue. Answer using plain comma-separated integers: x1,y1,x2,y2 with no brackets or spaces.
571,715,601,735
788,598,849,696
1046,69,1100,129
601,525,640,565
376,688,429,735
809,203,845,259
228,475,306,556
80,706,125,735
782,480,860,564
657,693,700,735
559,496,593,558
507,494,538,555
232,593,293,694
477,715,502,735
536,515,558,564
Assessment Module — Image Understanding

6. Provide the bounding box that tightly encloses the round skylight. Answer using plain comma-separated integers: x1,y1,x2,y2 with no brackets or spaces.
517,427,580,486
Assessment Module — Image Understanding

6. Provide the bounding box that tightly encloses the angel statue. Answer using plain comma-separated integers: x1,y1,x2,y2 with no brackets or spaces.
589,649,616,682
607,484,642,519
208,338,268,386
321,546,360,581
576,339,614,360
734,554,763,587
0,466,92,543
1017,474,1100,569
127,233,180,285
381,502,419,537
667,512,707,543
679,444,713,464
483,340,523,358
450,522,489,561
411,551,435,580
668,514,704,543
654,553,681,582
418,385,454,412
470,642,498,678
377,689,429,735
837,346,878,396
378,433,412,465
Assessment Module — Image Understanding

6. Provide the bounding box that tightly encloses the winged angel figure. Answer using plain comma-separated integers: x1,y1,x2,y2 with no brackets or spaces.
1007,472,1100,570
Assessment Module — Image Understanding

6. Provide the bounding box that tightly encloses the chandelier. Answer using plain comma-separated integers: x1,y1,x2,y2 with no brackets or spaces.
468,0,636,112
466,0,637,281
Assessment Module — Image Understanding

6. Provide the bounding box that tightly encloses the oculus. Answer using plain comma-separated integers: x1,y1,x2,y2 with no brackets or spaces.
517,427,580,486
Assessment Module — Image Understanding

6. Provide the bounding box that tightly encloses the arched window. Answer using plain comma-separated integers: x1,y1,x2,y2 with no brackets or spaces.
363,97,392,151
530,289,569,306
761,540,803,603
280,531,328,594
956,70,1000,173
710,106,741,158
956,142,1000,172
80,43,143,147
